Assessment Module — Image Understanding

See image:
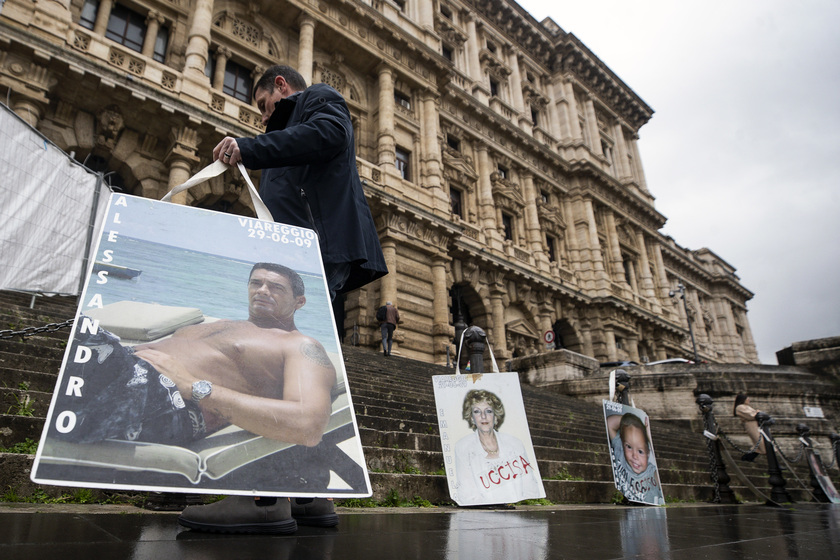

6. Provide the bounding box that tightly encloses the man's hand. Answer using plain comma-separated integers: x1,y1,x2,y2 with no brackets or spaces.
213,137,241,165
134,348,198,399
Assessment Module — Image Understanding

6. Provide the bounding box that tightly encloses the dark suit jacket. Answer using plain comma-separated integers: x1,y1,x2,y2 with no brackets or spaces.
237,83,387,293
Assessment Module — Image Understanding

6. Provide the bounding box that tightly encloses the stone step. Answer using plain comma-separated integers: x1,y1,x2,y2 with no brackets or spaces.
0,414,44,448
0,367,59,393
0,350,63,375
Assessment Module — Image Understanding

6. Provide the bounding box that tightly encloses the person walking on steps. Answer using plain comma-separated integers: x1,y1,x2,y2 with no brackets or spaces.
377,301,400,356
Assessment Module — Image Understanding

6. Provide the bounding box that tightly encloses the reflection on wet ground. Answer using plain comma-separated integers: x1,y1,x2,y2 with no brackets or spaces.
1,503,839,559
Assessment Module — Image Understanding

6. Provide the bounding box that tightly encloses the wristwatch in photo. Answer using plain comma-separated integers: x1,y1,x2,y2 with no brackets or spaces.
191,380,213,403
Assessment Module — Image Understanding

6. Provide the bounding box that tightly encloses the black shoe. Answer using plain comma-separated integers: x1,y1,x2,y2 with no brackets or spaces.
178,496,297,534
741,452,759,462
291,498,339,527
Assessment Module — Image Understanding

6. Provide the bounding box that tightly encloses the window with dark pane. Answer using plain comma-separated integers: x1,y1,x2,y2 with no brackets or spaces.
105,4,146,54
224,60,253,103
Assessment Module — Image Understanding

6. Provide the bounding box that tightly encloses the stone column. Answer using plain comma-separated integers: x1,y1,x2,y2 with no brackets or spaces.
584,96,603,156
297,15,316,85
635,231,657,300
653,244,671,303
465,15,483,83
489,287,507,357
562,80,582,141
431,256,451,364
421,91,442,190
475,143,496,232
212,47,230,91
563,199,581,268
627,336,640,363
142,10,164,59
93,0,114,35
416,0,434,29
10,96,44,128
165,126,201,205
380,239,398,306
604,210,625,285
521,172,543,254
613,122,631,179
628,135,649,192
584,199,608,284
626,260,639,294
377,65,396,171
545,77,561,139
507,49,525,113
184,0,214,78
604,328,617,361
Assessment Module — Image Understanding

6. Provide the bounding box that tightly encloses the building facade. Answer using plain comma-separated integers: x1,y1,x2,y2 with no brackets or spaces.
0,0,759,364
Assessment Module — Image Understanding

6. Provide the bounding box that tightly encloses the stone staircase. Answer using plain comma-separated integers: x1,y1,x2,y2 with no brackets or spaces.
0,290,829,505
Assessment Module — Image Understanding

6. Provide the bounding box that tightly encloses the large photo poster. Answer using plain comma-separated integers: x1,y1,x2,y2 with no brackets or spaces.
31,194,370,498
433,372,545,506
603,400,665,505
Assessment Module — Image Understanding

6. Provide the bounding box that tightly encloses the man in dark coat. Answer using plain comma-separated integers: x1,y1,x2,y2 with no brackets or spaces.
215,65,387,299
180,65,386,534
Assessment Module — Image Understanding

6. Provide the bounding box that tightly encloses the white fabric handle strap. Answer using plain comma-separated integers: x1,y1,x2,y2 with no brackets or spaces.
161,160,274,222
454,329,500,376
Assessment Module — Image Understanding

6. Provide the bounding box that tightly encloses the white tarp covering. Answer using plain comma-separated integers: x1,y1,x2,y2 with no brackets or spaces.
0,102,109,295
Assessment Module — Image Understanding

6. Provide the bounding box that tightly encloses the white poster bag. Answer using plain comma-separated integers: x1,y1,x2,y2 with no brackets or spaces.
433,331,546,506
603,399,665,505
31,162,371,498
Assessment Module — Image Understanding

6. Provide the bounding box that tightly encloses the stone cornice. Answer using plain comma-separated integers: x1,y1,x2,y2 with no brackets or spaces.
556,35,653,131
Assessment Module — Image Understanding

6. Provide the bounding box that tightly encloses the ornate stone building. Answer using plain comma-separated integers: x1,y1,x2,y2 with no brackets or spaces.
0,0,759,364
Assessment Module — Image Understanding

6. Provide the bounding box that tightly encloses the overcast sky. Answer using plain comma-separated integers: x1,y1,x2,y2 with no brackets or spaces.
514,0,840,364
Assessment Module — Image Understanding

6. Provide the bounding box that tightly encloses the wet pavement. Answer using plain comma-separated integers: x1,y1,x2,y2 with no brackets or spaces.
1,502,839,559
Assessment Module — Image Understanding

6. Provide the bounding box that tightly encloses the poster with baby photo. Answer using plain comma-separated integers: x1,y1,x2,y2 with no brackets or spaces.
603,400,665,505
433,372,546,506
31,193,371,499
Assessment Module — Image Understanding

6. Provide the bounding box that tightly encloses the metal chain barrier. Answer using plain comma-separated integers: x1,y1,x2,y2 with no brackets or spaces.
773,438,806,465
718,429,763,456
0,318,74,340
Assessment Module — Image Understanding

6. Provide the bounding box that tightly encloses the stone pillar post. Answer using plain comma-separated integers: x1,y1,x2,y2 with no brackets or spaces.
93,0,114,35
584,96,603,155
377,65,396,171
297,15,316,85
212,47,230,91
142,11,164,59
184,0,214,78
561,80,583,141
521,172,543,254
475,143,496,232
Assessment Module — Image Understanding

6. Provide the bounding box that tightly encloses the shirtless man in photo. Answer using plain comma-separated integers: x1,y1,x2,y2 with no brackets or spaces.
134,263,335,446
57,262,335,448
